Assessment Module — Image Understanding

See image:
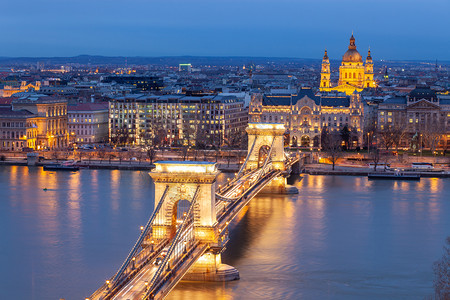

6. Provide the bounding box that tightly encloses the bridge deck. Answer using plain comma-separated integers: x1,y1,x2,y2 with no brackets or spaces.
89,156,299,300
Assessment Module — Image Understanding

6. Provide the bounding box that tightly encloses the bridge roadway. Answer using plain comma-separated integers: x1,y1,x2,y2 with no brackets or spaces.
111,224,200,300
90,157,299,300
144,160,298,299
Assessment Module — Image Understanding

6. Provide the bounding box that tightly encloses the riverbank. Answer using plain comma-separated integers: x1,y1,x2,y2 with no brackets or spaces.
1,156,448,177
305,163,450,178
0,160,241,172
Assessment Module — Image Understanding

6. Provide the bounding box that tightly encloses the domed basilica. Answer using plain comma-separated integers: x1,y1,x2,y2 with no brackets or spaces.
320,34,376,95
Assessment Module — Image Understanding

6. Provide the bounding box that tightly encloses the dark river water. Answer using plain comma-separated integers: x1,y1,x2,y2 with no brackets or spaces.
0,166,449,300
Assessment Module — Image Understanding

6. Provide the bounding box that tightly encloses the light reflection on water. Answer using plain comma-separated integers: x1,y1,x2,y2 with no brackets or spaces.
0,166,449,300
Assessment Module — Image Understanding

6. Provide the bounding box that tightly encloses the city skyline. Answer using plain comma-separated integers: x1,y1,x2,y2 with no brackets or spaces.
1,0,449,60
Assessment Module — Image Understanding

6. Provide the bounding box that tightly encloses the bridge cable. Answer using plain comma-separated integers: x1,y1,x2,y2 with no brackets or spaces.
235,135,257,179
215,137,275,204
255,137,276,183
107,185,170,292
144,186,201,299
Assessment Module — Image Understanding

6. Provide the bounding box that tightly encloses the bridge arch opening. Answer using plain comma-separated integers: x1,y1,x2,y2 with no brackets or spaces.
170,199,191,238
258,145,271,168
313,136,320,147
301,135,310,147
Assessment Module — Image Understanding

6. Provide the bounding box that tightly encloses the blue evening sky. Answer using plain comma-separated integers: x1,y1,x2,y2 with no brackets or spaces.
1,0,449,60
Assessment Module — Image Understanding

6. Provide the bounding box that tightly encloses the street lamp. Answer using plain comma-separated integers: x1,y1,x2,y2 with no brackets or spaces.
420,134,423,157
367,132,370,154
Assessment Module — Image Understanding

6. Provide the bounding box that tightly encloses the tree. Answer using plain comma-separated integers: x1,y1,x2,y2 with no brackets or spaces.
97,148,106,163
111,126,132,147
323,131,342,170
433,236,450,299
146,148,157,163
423,122,446,155
370,148,381,171
77,150,84,162
379,125,395,151
51,150,59,161
340,125,351,150
392,123,409,153
321,125,330,150
226,127,247,150
195,125,208,150
180,146,189,161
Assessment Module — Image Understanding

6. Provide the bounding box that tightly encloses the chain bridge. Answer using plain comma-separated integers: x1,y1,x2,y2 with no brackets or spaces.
88,123,300,300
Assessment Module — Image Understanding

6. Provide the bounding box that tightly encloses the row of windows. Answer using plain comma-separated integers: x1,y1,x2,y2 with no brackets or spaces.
70,118,98,123
1,131,26,139
1,122,24,128
46,106,66,117
1,141,25,149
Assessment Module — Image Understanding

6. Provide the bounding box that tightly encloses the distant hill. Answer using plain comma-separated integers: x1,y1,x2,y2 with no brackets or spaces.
0,55,447,67
0,55,320,66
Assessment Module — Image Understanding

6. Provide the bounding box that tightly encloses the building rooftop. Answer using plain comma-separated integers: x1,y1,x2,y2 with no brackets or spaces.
68,102,109,112
409,87,436,100
262,88,351,107
320,97,350,107
0,107,35,117
383,97,407,104
0,97,12,106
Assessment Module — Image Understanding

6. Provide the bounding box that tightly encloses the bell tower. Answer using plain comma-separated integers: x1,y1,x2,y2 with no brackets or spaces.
320,49,331,89
364,48,375,88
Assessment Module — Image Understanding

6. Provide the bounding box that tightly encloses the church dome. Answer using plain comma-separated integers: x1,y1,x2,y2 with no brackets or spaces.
342,34,362,63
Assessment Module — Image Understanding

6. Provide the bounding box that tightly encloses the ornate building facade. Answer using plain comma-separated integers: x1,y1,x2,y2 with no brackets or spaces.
12,94,68,149
320,34,376,95
249,88,364,148
377,87,450,150
109,94,248,147
0,107,38,151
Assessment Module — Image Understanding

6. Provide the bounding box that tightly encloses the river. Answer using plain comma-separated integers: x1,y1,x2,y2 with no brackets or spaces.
0,166,448,299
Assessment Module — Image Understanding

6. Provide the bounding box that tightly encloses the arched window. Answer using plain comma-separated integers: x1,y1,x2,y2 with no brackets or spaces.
300,107,312,115
353,73,356,79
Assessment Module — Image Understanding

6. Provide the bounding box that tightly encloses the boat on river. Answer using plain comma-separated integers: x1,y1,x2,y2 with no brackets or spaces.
368,170,420,181
43,161,79,171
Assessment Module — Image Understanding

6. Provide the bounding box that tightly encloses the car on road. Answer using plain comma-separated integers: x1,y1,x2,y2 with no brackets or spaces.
154,247,169,265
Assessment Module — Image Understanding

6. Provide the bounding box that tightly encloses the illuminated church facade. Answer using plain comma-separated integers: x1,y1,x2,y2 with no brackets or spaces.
320,34,376,95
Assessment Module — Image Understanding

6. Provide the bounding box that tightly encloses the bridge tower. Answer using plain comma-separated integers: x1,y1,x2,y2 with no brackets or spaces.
245,123,298,194
149,161,218,241
149,161,239,282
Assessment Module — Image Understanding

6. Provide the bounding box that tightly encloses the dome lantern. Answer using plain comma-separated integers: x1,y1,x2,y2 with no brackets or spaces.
342,33,362,63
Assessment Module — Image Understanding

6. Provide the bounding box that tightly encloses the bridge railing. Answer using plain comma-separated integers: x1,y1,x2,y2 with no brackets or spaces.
216,169,279,224
145,186,200,298
90,185,170,299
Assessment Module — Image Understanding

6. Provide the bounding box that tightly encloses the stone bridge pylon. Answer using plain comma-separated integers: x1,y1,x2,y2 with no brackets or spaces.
149,161,239,282
245,123,298,194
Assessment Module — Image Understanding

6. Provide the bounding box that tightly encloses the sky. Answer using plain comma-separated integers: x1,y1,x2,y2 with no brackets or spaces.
1,0,449,60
